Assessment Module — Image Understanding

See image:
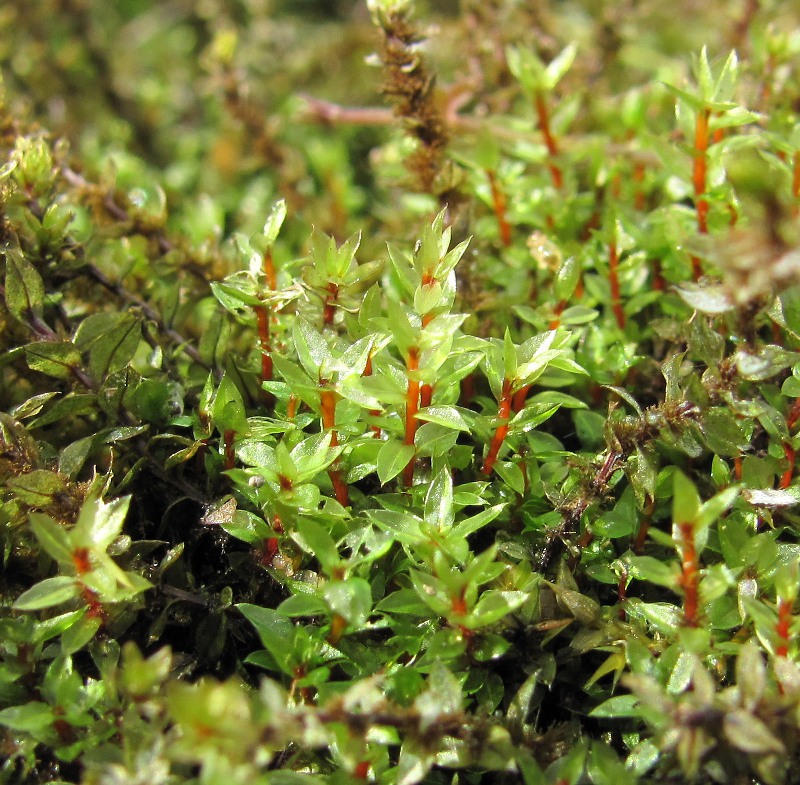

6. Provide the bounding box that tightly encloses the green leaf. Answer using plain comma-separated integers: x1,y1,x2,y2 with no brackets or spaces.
292,519,341,575
29,513,73,564
0,701,55,732
673,469,701,525
377,440,415,485
14,576,80,610
25,341,82,379
323,578,372,627
7,470,67,508
424,468,454,531
237,604,295,671
589,694,641,718
4,243,44,322
73,311,141,381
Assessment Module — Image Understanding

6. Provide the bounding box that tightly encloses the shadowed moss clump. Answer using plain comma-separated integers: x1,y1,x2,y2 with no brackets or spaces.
3,1,800,784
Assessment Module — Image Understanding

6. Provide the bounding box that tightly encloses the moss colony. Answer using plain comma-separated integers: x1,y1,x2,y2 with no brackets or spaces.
3,1,800,783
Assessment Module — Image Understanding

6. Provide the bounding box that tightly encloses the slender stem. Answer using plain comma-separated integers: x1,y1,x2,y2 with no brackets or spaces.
775,597,792,657
486,169,512,246
403,346,421,487
534,91,563,189
223,429,236,471
363,351,382,436
255,306,272,384
617,565,628,620
323,282,339,325
780,442,795,489
609,237,625,328
691,107,711,280
633,161,646,211
481,377,513,476
678,520,700,627
321,385,349,507
549,300,567,330
511,383,531,414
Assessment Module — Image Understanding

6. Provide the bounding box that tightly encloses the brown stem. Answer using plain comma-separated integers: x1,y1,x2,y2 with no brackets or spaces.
633,161,646,211
780,442,795,489
481,377,513,475
403,346,421,487
223,429,236,471
363,351,382,436
534,91,563,189
548,300,567,330
511,384,531,414
691,108,711,280
486,169,512,246
321,386,349,507
255,305,273,385
323,282,339,325
775,597,792,657
678,521,700,627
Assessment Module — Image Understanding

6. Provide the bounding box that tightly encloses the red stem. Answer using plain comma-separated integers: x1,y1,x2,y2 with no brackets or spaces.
223,429,236,471
321,386,349,506
512,384,531,414
775,597,792,657
633,161,646,211
549,300,567,330
486,169,512,246
323,282,339,325
678,520,699,627
403,346,421,487
255,305,273,384
780,442,795,489
691,108,711,280
534,91,563,189
363,351,382,436
481,377,513,475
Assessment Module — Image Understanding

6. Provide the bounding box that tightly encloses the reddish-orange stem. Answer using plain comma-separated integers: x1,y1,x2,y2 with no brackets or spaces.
354,761,371,779
776,597,793,657
263,248,277,290
549,300,567,330
486,169,512,246
651,258,666,291
734,455,743,481
780,442,796,489
633,161,646,211
362,351,381,436
481,377,514,475
609,239,625,328
678,521,699,627
512,384,531,414
460,373,475,407
534,91,563,189
287,395,298,420
321,386,349,506
402,347,421,487
255,305,273,385
223,429,236,471
420,383,433,408
788,397,800,432
323,282,339,325
691,108,711,280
